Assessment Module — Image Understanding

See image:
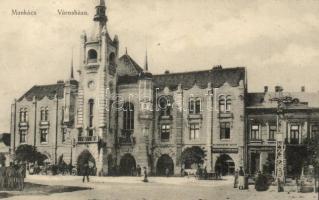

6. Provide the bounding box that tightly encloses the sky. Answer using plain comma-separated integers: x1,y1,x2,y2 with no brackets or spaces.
0,0,318,132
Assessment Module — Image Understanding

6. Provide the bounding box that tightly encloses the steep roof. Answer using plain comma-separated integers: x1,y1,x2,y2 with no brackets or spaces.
153,67,245,91
18,83,64,102
117,54,143,76
247,91,319,109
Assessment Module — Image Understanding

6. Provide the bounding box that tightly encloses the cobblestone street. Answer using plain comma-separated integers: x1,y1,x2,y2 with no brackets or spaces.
2,175,317,200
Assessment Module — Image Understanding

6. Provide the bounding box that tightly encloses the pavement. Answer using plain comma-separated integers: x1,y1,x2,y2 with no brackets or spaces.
4,175,318,200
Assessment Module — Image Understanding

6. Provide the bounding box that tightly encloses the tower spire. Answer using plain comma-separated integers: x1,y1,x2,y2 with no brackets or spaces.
94,0,107,24
144,49,148,72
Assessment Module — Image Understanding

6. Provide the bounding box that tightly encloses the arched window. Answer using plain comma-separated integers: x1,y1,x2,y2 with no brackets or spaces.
109,52,115,65
20,108,28,122
44,107,49,121
88,99,94,136
189,97,201,114
40,107,45,121
219,96,225,112
226,96,231,111
158,96,172,116
87,49,97,63
123,102,134,130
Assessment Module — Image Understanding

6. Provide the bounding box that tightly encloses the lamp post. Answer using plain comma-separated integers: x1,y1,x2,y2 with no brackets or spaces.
270,95,299,192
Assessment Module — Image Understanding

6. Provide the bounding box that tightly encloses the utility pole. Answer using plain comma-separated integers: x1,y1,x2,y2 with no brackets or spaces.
271,94,299,192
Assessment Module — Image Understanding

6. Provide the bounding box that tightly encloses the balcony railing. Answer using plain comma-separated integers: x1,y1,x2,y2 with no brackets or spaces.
87,58,97,63
249,139,263,144
285,138,302,145
77,136,98,143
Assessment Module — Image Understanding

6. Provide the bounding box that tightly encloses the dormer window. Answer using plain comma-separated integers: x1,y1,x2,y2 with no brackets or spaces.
87,49,97,63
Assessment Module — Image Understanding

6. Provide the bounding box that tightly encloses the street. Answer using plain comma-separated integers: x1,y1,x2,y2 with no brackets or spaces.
2,175,317,200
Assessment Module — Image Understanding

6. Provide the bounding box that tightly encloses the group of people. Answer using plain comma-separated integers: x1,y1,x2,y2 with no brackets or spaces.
0,163,26,191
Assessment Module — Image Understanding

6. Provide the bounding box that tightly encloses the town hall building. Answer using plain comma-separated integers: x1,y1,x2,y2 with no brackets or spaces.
10,0,247,176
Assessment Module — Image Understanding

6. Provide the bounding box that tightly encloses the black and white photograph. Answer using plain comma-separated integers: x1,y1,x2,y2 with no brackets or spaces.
0,0,318,199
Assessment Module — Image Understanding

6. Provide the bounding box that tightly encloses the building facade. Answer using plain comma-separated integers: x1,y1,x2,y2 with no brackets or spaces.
246,86,319,177
10,1,248,176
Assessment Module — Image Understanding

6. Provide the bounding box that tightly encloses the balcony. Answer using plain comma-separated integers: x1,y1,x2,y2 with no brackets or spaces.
119,129,135,145
87,58,97,64
266,139,276,145
285,138,302,145
77,136,98,143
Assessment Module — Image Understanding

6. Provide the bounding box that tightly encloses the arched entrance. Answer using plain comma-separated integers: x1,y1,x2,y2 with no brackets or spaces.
77,150,96,176
119,154,136,176
215,154,235,176
156,154,174,176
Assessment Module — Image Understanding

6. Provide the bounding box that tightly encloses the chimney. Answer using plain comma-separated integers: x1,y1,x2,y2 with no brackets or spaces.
57,80,64,84
264,86,268,93
275,85,283,92
301,86,305,92
164,70,170,74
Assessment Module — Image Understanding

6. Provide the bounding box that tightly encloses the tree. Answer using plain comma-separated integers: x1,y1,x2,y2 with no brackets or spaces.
15,144,46,164
181,146,205,168
0,153,6,167
305,134,319,169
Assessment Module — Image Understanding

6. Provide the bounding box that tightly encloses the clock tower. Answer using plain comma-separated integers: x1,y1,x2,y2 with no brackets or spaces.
76,0,119,175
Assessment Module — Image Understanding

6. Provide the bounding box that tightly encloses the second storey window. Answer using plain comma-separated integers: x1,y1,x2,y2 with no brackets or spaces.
40,128,48,143
226,96,231,111
19,108,28,122
290,125,300,144
189,98,201,114
220,122,231,139
19,130,27,143
62,128,67,142
123,102,134,130
250,124,260,140
160,124,170,142
269,125,276,140
189,123,200,140
40,107,49,121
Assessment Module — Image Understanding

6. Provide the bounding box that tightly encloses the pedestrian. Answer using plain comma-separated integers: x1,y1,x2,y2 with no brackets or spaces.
82,162,89,183
165,168,170,177
238,166,245,190
136,165,141,177
143,167,148,182
203,166,208,180
233,169,239,188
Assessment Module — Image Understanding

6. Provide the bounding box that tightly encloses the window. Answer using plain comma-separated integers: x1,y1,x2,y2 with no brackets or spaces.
189,123,200,140
40,107,49,121
45,107,49,121
219,96,225,112
19,108,28,122
88,49,97,61
88,99,94,128
311,125,319,138
290,125,299,144
109,52,116,65
220,122,231,139
123,102,134,130
19,130,27,143
62,128,67,142
189,98,201,114
158,96,171,116
269,125,276,140
226,96,231,111
160,124,170,142
40,128,48,143
250,124,259,140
